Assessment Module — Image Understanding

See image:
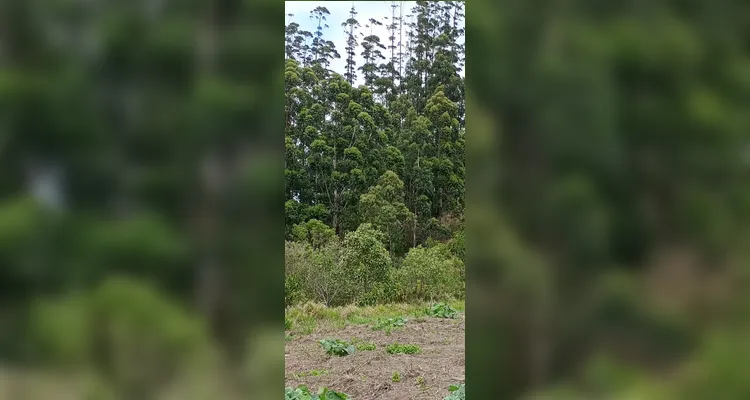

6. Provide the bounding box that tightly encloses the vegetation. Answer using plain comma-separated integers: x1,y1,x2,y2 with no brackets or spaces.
285,1,466,309
468,0,750,398
386,343,422,355
319,339,356,357
371,316,408,335
427,302,459,319
285,385,349,400
445,383,466,400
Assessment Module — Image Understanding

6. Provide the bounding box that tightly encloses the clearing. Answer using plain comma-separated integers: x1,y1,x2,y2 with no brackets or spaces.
285,301,465,399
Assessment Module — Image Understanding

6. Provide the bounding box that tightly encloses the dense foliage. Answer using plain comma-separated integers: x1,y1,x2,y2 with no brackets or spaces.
467,0,750,398
284,2,466,307
0,0,282,398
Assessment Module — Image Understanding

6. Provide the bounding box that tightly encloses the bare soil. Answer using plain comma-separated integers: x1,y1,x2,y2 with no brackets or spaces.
285,314,465,399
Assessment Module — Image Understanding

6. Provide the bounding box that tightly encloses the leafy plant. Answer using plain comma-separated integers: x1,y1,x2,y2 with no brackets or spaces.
319,339,356,356
390,245,465,302
371,316,407,335
386,342,421,354
285,385,349,400
428,302,458,319
444,383,465,400
392,371,401,382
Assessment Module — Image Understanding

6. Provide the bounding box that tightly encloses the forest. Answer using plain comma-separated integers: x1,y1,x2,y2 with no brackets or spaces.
284,1,466,308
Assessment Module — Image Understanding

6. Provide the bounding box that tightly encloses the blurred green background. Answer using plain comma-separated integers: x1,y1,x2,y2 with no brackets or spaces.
467,0,750,398
0,0,284,399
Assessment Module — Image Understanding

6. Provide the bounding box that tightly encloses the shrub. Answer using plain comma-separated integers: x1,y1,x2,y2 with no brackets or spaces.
341,223,392,304
291,219,335,249
390,245,464,302
448,230,465,262
29,276,211,398
285,241,312,306
306,239,350,306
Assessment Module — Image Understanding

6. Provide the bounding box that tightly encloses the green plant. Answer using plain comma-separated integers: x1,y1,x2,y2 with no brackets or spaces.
428,302,459,319
341,223,392,304
356,341,376,351
386,343,421,354
294,369,329,378
319,339,356,356
371,316,407,335
416,376,426,390
285,384,349,400
390,245,465,302
392,371,401,382
444,383,465,400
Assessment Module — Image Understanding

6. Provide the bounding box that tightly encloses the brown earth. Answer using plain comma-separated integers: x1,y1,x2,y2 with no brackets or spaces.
285,314,465,400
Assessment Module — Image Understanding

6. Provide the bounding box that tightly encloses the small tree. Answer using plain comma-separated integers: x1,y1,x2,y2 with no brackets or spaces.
305,239,347,306
391,244,464,302
341,223,392,304
359,170,414,256
285,241,311,306
291,219,336,249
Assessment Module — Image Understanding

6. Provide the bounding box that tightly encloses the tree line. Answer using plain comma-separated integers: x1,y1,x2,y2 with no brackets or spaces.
285,1,465,260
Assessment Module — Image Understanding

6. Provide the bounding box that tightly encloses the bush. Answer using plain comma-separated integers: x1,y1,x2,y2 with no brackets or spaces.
448,230,465,262
390,245,464,302
341,223,392,304
28,276,212,398
306,239,348,306
285,241,311,306
291,219,335,249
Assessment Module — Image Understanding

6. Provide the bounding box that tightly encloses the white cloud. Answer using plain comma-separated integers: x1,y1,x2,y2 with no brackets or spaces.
285,1,463,87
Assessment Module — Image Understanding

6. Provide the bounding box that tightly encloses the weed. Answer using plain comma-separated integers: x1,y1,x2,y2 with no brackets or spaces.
285,384,349,399
294,369,329,378
371,316,407,335
285,317,293,330
386,342,421,354
319,339,356,356
355,341,376,351
391,371,401,382
444,383,465,400
427,302,458,319
416,376,426,390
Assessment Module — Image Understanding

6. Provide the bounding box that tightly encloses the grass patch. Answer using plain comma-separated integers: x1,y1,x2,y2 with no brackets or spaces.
386,343,421,354
285,299,463,335
293,369,329,378
371,316,407,335
355,342,376,351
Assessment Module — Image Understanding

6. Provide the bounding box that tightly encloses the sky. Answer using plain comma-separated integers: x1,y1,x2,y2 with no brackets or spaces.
285,1,463,87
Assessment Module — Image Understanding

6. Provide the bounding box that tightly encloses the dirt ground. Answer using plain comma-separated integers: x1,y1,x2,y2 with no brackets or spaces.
285,313,465,399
